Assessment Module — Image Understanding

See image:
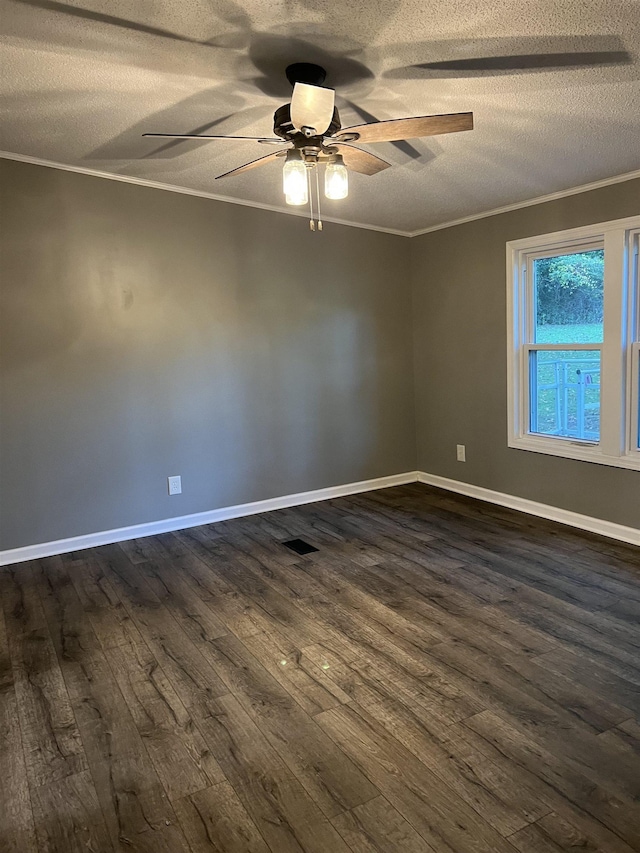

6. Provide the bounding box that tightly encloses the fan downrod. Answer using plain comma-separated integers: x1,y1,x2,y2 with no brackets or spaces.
285,63,327,87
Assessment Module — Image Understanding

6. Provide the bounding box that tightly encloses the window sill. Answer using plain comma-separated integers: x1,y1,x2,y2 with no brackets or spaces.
508,436,640,471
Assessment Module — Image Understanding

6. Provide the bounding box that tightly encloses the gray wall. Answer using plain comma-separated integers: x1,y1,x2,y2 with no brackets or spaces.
2,158,637,552
0,159,415,550
411,178,640,529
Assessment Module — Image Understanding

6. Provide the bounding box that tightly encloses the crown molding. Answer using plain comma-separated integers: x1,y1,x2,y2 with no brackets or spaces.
0,150,409,238
407,169,640,237
2,151,638,239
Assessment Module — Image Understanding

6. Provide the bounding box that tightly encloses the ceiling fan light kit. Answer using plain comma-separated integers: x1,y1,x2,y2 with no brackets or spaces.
282,149,308,205
325,155,349,200
143,62,475,230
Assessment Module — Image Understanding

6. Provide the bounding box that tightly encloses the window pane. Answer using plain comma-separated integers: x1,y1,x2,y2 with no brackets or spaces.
529,350,600,441
533,249,604,343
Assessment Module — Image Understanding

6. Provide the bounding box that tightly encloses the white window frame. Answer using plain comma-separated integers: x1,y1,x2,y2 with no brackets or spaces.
507,215,640,471
627,230,640,454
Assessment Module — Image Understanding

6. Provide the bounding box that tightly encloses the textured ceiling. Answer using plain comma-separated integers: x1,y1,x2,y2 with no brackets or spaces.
1,0,639,232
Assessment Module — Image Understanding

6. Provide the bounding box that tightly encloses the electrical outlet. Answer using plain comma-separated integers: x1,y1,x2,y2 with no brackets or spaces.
168,475,182,495
456,444,466,462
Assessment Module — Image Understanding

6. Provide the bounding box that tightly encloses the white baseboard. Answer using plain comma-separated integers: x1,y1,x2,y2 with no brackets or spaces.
417,472,640,546
2,469,636,566
0,472,419,567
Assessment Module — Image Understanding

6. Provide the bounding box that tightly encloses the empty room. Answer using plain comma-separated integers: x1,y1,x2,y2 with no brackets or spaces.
1,1,639,851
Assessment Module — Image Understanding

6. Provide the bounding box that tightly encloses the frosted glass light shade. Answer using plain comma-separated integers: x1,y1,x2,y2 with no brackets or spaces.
283,151,308,205
325,156,348,199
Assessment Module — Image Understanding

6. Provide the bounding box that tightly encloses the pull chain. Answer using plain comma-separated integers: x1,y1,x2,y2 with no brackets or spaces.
315,166,323,231
307,167,315,231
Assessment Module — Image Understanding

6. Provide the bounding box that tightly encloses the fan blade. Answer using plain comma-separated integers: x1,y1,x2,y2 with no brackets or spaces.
415,50,631,73
290,83,335,135
334,113,473,144
216,151,285,180
340,98,421,160
331,144,390,176
11,0,208,45
142,134,285,144
142,113,239,158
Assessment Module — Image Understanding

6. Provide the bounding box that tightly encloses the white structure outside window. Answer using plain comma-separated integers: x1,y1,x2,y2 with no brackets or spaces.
507,216,640,470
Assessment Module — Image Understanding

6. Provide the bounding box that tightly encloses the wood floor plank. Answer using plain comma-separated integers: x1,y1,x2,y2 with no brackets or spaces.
596,718,640,761
615,718,640,754
240,627,352,715
355,558,558,659
497,590,640,678
439,729,552,831
118,535,166,565
375,487,638,605
0,608,37,853
310,652,548,837
426,638,639,798
430,636,629,733
415,499,578,564
288,552,448,650
33,556,191,853
572,537,640,582
184,541,330,647
508,810,621,853
316,703,519,853
159,532,287,638
0,601,12,691
173,781,270,853
190,631,379,818
463,709,640,850
189,691,352,853
0,564,88,788
29,770,113,853
55,642,191,851
131,553,228,644
97,548,229,708
532,646,640,716
302,643,482,743
106,634,226,801
449,721,638,853
67,553,143,650
331,795,436,852
600,595,640,625
205,543,443,680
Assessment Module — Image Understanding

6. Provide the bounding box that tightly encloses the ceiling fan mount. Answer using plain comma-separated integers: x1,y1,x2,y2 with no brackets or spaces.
285,62,328,88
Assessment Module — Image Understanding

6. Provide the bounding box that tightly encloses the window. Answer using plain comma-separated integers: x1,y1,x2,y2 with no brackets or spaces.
507,216,640,470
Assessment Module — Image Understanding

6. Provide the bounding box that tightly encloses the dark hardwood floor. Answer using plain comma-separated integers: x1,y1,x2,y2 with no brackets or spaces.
1,483,639,853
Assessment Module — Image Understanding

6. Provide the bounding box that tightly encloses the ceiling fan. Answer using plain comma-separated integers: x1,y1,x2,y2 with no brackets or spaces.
9,0,632,228
143,62,474,229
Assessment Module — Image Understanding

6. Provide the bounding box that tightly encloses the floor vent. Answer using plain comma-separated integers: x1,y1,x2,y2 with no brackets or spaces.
282,538,319,555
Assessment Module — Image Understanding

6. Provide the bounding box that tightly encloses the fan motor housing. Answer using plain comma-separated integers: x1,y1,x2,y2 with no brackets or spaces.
285,63,327,87
273,104,342,141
